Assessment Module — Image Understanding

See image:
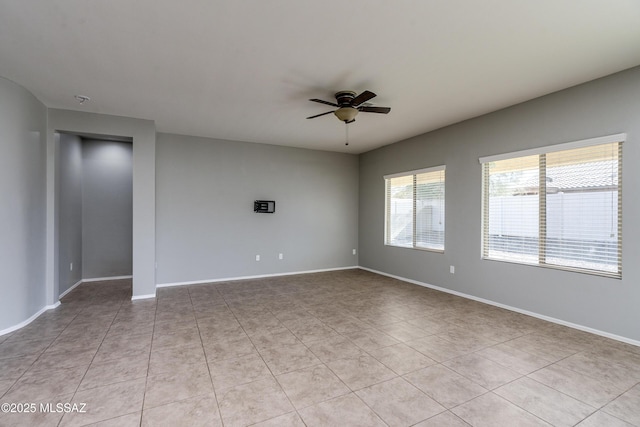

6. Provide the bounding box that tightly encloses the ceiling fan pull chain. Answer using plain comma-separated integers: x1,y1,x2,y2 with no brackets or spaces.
345,122,349,146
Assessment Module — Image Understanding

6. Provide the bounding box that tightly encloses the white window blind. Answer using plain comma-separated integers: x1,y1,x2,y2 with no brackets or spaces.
481,136,623,278
385,166,445,251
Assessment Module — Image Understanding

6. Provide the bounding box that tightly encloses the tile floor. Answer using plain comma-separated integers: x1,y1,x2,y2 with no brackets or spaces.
0,269,639,426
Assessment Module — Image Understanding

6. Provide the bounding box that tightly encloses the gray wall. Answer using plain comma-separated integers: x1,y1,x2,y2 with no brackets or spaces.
81,139,133,279
58,133,83,294
0,77,47,331
359,66,640,342
156,133,359,284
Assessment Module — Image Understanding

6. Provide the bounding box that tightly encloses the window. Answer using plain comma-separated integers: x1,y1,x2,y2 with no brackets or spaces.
385,166,445,251
480,134,624,278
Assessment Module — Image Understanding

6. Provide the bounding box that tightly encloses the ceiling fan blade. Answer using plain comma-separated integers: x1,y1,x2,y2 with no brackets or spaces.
309,98,339,107
350,90,376,107
306,110,335,119
359,106,391,114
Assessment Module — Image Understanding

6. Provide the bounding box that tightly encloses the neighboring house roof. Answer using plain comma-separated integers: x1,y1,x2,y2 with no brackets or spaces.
506,161,618,194
547,161,618,191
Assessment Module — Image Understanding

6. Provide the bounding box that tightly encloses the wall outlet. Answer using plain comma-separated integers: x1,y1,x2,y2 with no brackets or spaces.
278,253,283,260
352,249,357,255
255,255,260,261
70,262,73,271
450,265,455,274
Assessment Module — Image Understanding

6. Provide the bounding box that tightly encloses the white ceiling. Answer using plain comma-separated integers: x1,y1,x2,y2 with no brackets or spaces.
1,1,640,154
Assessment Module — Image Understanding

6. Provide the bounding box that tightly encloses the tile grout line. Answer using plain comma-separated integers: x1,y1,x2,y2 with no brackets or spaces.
138,286,159,426
188,284,227,427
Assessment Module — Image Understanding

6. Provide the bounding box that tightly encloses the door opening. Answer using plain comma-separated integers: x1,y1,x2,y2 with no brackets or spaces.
57,132,133,299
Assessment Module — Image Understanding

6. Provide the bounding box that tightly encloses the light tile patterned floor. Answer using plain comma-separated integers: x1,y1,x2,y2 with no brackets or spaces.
1,269,639,426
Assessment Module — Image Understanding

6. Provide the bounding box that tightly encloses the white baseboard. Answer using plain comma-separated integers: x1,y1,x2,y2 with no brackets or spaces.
156,266,359,288
46,301,61,310
131,293,156,301
0,301,60,336
359,266,640,348
59,279,83,299
83,275,133,283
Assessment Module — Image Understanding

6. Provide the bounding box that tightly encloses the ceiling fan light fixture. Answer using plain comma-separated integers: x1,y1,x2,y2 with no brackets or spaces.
334,107,358,122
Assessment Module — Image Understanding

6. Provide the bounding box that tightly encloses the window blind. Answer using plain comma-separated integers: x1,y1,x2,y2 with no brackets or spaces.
385,166,445,251
481,136,623,278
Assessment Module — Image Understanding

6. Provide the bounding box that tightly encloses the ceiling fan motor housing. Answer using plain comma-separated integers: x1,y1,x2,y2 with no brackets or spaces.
335,91,357,106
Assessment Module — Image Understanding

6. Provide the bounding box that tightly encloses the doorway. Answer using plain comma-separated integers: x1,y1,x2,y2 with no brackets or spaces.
57,132,133,297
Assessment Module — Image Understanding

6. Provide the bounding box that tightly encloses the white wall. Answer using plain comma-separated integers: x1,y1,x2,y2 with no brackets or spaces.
156,133,359,284
359,66,640,342
0,77,48,331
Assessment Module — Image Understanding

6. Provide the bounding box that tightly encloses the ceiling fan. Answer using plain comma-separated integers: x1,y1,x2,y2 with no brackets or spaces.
306,90,391,123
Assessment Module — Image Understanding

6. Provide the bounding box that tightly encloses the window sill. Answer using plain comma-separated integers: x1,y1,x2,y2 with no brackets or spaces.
385,244,444,254
481,256,621,279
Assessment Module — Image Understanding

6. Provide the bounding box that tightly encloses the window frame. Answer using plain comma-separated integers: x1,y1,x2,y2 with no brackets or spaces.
384,165,446,252
479,133,624,278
